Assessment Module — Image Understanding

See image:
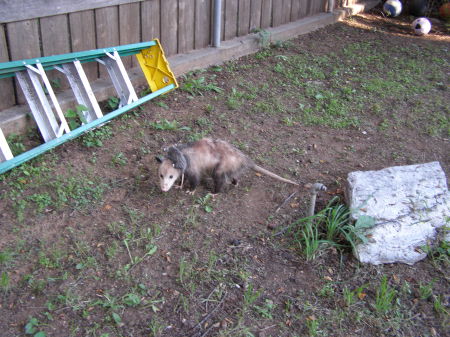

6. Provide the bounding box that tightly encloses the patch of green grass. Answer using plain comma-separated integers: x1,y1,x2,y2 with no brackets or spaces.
81,125,113,148
6,133,26,156
374,276,397,315
181,74,223,96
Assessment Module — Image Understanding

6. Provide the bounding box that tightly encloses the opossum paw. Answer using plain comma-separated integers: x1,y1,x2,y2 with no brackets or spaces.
174,185,183,190
186,189,196,195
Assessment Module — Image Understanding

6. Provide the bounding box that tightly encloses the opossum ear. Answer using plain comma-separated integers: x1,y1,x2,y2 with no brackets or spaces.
155,155,164,163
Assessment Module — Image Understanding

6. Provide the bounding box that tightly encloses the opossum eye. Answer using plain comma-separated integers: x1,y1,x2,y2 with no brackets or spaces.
160,174,163,178
169,175,173,179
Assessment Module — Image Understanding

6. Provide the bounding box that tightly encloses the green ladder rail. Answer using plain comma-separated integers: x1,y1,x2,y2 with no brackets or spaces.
0,40,178,175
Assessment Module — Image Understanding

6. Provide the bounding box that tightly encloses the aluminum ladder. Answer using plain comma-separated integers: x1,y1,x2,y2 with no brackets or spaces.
0,39,178,174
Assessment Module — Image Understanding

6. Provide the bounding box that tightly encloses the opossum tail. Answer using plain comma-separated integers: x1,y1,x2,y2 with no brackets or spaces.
252,165,299,186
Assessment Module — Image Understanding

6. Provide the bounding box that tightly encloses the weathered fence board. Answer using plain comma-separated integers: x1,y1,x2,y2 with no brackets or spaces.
95,7,120,78
238,0,251,36
6,19,41,104
250,0,262,32
0,0,144,23
141,0,161,42
224,0,238,40
41,15,71,91
178,0,195,53
195,0,212,49
161,0,178,56
69,10,98,82
0,26,14,111
119,3,141,68
261,0,272,28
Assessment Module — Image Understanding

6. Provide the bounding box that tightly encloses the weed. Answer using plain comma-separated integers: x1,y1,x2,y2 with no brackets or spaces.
342,287,355,307
81,125,113,147
6,133,26,156
148,316,165,336
243,283,261,311
305,316,319,336
107,96,120,110
196,193,214,213
149,119,184,131
25,317,46,336
65,105,88,130
418,281,434,300
181,74,223,96
433,295,449,316
254,298,276,319
0,271,10,292
111,152,128,166
374,276,397,315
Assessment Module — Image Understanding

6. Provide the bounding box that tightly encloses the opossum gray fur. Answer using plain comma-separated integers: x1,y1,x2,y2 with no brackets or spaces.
155,138,299,193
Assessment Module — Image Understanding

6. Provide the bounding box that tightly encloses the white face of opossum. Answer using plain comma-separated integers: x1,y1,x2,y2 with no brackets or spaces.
158,159,181,192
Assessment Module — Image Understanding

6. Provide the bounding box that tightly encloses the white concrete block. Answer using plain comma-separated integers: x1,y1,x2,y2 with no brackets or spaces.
346,162,449,265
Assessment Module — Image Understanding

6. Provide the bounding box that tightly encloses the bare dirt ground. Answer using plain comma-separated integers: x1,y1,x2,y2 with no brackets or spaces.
0,11,449,337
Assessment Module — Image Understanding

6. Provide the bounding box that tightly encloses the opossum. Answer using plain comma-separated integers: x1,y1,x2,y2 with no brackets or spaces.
155,138,299,193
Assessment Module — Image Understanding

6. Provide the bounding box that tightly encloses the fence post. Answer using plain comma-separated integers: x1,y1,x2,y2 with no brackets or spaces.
328,0,335,12
213,0,222,47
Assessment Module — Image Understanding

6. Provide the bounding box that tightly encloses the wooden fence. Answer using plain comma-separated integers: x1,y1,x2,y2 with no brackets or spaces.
0,0,339,111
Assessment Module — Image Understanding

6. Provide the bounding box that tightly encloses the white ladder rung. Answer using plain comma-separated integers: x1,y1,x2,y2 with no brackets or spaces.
16,69,60,142
99,50,138,108
57,60,103,124
0,128,13,162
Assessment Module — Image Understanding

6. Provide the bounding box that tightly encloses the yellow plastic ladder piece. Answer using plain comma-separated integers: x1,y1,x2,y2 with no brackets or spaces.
136,39,178,93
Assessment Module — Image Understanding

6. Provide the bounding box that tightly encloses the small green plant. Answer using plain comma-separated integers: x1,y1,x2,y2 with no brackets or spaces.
305,316,319,337
6,133,26,156
254,298,276,319
418,281,434,300
0,271,10,292
25,317,46,336
181,75,223,96
433,295,449,316
107,96,120,110
148,119,190,132
111,152,128,166
243,283,261,311
253,28,271,48
81,125,113,147
65,105,88,130
343,286,355,307
374,276,397,315
196,193,214,213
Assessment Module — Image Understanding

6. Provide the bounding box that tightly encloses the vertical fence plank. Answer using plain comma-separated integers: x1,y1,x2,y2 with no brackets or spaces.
95,6,120,78
141,0,161,42
272,1,283,27
224,0,238,40
69,10,98,82
41,15,71,91
283,0,292,24
195,0,211,49
0,25,15,110
291,0,299,21
7,19,41,104
250,0,262,32
238,0,251,36
119,3,141,68
178,0,195,53
298,0,309,18
160,0,178,56
261,0,272,28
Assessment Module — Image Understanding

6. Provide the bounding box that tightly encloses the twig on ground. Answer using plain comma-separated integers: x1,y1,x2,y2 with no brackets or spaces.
275,191,298,213
189,292,227,337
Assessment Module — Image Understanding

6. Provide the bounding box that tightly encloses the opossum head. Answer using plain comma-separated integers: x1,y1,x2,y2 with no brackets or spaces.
156,156,181,192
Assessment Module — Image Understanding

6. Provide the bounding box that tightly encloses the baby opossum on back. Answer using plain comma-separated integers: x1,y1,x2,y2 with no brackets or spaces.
156,138,299,193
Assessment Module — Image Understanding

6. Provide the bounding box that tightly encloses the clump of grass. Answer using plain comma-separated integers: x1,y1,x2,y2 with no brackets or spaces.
374,276,397,315
285,197,375,260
